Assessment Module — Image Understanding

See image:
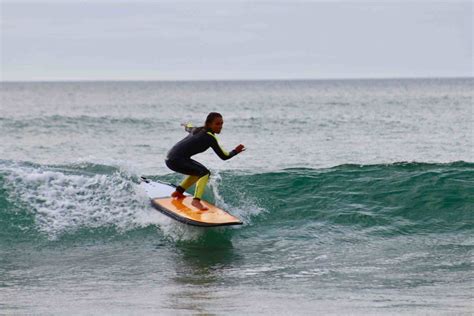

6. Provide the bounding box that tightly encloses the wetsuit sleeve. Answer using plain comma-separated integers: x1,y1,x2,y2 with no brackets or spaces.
207,132,237,160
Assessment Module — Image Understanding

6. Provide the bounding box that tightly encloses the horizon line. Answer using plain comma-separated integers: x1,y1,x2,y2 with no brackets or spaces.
1,75,472,84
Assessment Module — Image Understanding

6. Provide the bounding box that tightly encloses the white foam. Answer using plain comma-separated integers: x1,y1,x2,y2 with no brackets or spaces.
2,163,163,239
209,170,266,224
1,162,265,241
72,156,143,178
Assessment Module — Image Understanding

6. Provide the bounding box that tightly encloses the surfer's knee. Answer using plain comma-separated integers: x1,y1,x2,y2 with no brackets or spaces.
199,169,210,178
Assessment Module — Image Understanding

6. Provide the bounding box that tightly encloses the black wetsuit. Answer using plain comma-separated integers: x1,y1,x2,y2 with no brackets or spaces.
165,127,237,177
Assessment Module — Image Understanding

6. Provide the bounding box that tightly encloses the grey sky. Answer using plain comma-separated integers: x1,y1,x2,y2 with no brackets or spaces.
1,1,472,81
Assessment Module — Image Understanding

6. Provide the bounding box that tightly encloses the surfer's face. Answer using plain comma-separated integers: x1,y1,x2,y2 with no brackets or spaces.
209,117,224,134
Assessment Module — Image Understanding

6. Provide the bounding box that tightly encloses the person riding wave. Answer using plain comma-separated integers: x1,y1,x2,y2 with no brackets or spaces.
165,112,245,210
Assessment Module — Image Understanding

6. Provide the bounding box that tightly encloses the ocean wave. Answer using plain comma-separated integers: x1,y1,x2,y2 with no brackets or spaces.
0,115,172,133
225,161,474,234
0,160,472,243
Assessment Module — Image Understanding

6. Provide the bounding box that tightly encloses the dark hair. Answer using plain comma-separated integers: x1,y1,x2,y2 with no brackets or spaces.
192,112,223,134
205,112,222,127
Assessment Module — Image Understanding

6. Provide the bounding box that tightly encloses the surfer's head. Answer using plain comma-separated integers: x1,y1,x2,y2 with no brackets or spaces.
205,112,223,134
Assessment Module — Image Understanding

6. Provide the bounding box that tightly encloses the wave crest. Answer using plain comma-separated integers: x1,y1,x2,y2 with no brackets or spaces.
1,160,472,243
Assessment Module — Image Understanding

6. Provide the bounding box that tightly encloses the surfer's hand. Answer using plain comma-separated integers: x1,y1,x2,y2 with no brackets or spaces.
234,144,246,153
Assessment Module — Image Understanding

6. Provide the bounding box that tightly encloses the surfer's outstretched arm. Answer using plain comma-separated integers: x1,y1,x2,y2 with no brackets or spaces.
206,132,245,160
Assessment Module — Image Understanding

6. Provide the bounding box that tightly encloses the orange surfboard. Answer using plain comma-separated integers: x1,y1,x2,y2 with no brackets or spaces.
151,197,243,227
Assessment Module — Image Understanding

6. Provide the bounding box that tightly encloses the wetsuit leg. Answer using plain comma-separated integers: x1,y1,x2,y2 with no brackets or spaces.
165,159,211,196
166,158,209,176
194,173,209,200
179,175,199,190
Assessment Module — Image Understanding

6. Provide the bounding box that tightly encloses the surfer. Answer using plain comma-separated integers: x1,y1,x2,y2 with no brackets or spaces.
165,112,245,210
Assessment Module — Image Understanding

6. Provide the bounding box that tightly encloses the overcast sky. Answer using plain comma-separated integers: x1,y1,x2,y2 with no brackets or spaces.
1,1,472,81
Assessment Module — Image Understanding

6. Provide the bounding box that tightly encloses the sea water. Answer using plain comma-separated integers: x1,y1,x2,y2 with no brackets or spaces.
0,78,473,314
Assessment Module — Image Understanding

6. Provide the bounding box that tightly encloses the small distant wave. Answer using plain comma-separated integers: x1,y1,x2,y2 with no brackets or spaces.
0,115,172,132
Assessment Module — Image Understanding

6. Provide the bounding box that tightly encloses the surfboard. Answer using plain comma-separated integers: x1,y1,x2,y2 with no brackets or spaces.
139,176,243,227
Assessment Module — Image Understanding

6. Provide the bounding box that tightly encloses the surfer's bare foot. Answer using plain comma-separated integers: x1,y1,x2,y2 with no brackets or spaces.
171,191,185,199
192,198,208,210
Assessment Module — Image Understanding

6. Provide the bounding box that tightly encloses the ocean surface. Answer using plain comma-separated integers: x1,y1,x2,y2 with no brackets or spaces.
0,78,473,315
